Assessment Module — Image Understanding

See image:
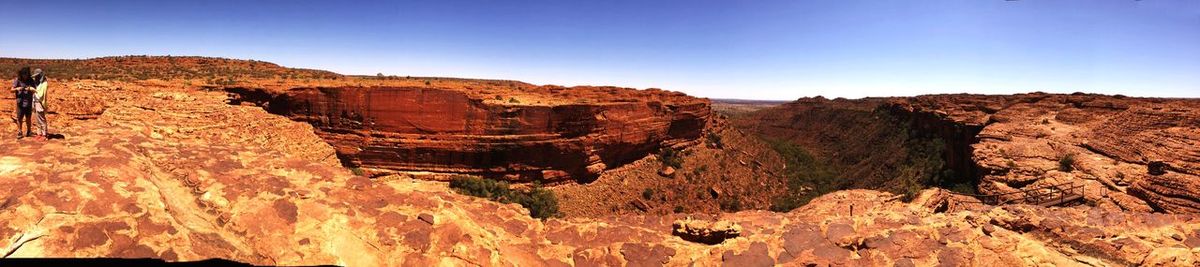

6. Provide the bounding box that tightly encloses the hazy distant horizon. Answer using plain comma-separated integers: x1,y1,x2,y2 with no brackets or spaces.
3,53,1194,101
2,0,1197,100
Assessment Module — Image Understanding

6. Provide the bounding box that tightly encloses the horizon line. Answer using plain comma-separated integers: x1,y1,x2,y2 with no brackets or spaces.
3,54,1195,101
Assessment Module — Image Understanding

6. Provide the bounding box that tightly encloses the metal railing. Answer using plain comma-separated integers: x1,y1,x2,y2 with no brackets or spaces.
946,181,1085,207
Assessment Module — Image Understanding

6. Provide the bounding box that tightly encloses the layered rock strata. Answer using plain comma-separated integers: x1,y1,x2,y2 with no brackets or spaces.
1,83,1198,265
749,93,1200,214
899,94,1200,213
737,97,980,193
229,86,711,183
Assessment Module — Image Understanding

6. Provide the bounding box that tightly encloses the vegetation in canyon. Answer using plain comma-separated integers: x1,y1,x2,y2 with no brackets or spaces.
449,176,561,219
760,109,976,211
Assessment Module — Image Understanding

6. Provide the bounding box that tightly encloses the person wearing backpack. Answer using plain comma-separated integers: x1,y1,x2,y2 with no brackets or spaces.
10,67,34,139
31,69,48,140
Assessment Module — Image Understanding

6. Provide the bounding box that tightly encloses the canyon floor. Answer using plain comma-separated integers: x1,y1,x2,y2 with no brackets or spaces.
1,57,1199,266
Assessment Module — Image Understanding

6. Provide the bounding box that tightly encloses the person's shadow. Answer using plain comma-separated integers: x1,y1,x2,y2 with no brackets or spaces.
47,133,66,140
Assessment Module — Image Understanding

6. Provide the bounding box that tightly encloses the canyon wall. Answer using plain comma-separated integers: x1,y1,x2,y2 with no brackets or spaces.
881,102,985,186
229,86,711,183
745,93,1200,214
2,79,1197,265
736,97,977,193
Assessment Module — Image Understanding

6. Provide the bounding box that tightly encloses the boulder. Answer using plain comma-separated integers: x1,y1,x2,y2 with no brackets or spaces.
672,218,742,245
1148,161,1169,176
658,166,676,177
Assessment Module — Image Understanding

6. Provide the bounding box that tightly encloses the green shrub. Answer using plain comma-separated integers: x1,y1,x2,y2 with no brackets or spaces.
673,205,684,213
763,139,838,211
900,180,922,202
946,182,976,195
762,117,954,208
509,187,560,219
1059,154,1075,172
719,198,742,212
770,194,819,212
449,176,560,219
769,198,794,212
659,147,683,169
349,167,365,176
642,188,654,200
449,175,511,199
706,131,724,148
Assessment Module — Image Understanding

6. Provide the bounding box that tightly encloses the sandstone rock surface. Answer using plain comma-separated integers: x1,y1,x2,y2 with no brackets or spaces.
3,56,1200,266
2,83,1198,266
899,93,1200,213
745,93,1200,214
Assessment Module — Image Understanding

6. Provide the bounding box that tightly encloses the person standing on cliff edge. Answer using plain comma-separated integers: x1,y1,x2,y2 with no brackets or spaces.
10,67,35,139
30,69,49,141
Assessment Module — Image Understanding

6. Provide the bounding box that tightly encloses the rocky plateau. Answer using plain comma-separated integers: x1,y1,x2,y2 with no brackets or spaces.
1,57,1198,266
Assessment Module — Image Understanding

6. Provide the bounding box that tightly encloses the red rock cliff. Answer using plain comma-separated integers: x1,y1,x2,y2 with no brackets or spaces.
744,93,1200,214
230,86,711,183
5,81,1198,266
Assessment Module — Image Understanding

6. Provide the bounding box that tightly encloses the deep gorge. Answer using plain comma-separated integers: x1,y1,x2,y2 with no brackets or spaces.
736,97,985,208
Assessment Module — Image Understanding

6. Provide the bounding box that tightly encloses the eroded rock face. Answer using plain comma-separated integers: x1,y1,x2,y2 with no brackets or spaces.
745,93,1200,214
230,86,710,183
3,81,1198,266
888,93,1200,213
737,97,982,194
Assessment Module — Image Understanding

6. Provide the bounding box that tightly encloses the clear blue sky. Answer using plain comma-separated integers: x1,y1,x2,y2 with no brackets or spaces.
3,0,1198,100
